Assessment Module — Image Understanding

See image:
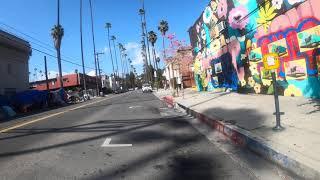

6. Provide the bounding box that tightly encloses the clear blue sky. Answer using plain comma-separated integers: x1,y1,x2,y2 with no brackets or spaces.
0,0,208,81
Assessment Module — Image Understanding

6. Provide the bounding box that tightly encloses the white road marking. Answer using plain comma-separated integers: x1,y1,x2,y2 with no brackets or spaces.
129,106,143,109
101,138,132,147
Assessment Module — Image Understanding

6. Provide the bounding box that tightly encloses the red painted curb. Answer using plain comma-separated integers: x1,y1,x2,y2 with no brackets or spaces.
162,96,174,108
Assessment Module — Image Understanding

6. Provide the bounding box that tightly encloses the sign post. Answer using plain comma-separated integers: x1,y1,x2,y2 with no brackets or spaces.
262,53,284,131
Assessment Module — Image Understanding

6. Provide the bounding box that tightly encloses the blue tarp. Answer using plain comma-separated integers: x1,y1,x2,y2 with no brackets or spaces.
0,95,9,106
11,90,48,110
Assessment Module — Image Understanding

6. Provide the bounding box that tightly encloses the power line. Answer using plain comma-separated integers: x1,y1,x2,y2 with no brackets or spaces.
0,21,88,67
0,24,98,71
32,48,96,70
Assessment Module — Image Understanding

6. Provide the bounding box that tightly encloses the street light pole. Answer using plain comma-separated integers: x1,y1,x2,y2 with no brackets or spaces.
95,52,105,87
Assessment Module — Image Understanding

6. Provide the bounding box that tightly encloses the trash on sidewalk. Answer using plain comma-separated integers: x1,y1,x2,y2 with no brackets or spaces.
0,106,16,121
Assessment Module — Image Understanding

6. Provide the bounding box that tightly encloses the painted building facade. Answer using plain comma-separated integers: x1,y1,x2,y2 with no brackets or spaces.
189,0,320,98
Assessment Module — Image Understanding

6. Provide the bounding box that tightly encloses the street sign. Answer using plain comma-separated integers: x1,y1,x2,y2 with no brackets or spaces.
262,53,280,70
262,53,284,131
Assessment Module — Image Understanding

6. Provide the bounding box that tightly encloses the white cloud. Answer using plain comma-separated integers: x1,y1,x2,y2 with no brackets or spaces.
30,70,72,82
124,42,144,66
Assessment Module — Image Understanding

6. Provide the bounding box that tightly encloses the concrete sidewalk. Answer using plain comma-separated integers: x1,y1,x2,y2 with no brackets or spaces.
154,88,320,179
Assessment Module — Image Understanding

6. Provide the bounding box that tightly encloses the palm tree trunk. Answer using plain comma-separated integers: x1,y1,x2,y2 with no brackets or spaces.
107,28,116,91
140,15,148,83
142,0,152,83
162,35,171,89
152,46,159,91
80,0,87,95
89,0,100,96
112,39,119,83
118,46,124,87
57,48,63,88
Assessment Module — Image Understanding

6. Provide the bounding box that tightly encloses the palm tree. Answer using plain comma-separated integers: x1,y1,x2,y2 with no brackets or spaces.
139,1,152,76
51,0,64,89
118,43,124,80
158,20,169,89
111,35,119,80
148,30,160,90
80,0,87,96
148,31,158,68
158,20,169,59
89,0,100,95
105,22,116,90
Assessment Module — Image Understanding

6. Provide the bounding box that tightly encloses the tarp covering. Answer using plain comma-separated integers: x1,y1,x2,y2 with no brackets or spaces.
0,95,9,106
0,106,16,120
11,90,48,111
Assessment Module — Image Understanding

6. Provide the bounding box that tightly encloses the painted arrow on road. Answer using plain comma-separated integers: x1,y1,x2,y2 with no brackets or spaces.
101,138,132,147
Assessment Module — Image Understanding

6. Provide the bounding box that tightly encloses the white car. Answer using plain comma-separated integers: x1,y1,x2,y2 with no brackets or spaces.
142,83,152,93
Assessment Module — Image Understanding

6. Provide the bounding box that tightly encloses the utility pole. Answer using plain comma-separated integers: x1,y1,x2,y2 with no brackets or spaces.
89,0,100,96
44,56,49,91
95,52,104,87
80,0,87,97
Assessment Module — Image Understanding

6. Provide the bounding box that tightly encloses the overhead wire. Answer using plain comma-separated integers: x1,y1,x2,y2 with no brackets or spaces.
0,22,98,72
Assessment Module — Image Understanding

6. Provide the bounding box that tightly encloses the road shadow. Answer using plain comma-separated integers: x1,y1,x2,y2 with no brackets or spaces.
0,101,293,179
163,154,215,180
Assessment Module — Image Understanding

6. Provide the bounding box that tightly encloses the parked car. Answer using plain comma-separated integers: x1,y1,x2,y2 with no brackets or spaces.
142,83,152,93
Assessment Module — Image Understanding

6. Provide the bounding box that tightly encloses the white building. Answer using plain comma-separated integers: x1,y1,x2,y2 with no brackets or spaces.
0,30,31,96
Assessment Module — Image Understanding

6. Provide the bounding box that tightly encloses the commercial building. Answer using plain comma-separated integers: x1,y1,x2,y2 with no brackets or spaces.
0,29,31,96
189,0,320,98
30,73,98,91
163,46,195,89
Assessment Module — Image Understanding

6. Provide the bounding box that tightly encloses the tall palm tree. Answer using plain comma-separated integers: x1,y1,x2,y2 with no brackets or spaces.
158,20,169,89
148,31,158,69
140,0,152,75
139,8,151,83
105,22,116,90
89,0,100,95
111,35,119,80
80,0,87,96
158,20,169,59
148,30,160,90
51,0,64,88
118,43,125,80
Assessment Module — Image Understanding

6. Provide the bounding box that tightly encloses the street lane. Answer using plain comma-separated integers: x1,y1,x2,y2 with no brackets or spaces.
0,91,296,180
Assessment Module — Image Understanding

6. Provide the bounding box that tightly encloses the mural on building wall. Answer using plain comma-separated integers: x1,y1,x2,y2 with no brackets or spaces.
189,0,320,98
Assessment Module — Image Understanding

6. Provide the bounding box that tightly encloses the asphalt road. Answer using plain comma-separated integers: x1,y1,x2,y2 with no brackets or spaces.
0,91,298,180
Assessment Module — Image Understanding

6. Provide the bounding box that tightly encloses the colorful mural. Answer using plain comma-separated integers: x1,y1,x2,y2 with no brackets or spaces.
189,0,320,98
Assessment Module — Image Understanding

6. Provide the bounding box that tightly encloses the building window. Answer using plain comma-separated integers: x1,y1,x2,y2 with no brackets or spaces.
7,64,12,75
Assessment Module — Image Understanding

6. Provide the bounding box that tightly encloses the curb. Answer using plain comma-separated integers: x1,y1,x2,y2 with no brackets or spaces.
162,96,174,108
161,95,319,180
